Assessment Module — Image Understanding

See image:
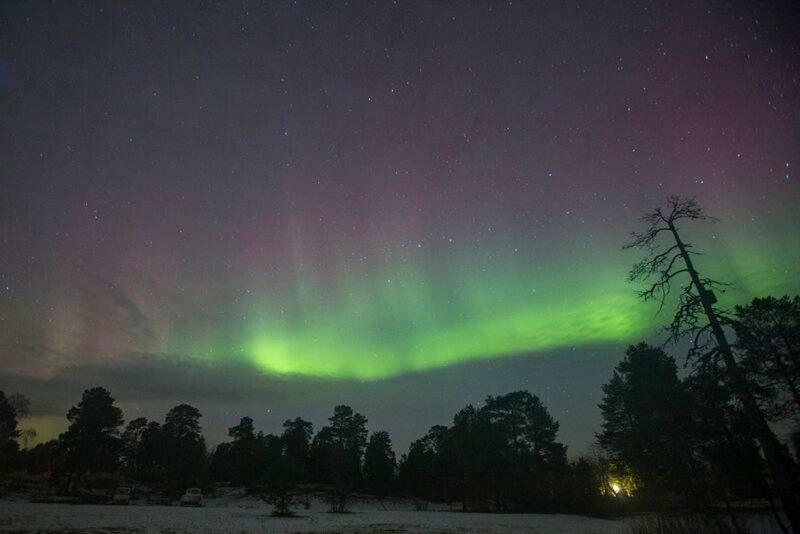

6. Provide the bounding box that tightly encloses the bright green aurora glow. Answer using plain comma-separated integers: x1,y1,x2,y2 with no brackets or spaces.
169,208,799,380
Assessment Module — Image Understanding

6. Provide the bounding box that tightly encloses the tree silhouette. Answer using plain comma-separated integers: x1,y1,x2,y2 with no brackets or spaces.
281,417,313,479
398,392,569,512
598,344,700,504
121,417,149,477
160,404,206,492
264,455,302,516
209,442,234,482
684,366,768,504
734,296,800,419
626,196,800,529
563,457,606,516
398,425,451,501
7,393,30,420
364,430,396,494
483,390,566,465
228,416,260,489
449,404,504,511
137,420,164,482
59,387,123,491
483,390,567,511
6,394,34,452
328,405,368,456
256,432,284,490
310,425,335,484
317,405,368,511
0,391,20,472
22,439,61,475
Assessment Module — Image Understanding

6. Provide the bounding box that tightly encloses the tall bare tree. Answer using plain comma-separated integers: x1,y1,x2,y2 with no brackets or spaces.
626,196,800,532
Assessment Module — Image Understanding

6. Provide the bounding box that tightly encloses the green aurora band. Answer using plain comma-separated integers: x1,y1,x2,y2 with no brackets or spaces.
170,209,799,381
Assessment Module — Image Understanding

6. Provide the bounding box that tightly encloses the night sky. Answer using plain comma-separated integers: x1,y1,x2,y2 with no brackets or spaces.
2,1,799,455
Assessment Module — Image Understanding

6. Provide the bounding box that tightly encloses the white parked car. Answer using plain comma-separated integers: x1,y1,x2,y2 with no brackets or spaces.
112,486,132,505
180,487,203,507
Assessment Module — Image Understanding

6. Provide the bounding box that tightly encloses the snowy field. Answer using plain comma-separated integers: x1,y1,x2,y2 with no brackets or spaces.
0,499,624,533
0,498,786,533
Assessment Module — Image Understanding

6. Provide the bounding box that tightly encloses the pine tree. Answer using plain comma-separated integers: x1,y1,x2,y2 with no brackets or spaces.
364,431,396,494
59,387,124,490
597,344,699,502
626,196,800,528
0,391,20,472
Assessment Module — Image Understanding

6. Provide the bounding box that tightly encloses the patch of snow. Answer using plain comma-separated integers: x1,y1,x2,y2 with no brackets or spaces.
0,501,623,533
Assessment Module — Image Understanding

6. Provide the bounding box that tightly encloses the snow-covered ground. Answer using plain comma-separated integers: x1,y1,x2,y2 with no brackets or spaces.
0,499,623,533
0,497,786,533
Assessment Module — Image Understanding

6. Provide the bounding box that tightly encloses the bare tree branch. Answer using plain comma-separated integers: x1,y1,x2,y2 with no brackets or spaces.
623,196,727,361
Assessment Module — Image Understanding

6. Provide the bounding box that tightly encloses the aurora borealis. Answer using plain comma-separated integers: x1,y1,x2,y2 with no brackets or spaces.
1,1,799,451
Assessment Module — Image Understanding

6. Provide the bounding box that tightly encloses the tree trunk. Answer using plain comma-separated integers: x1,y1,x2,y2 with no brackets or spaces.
668,223,800,533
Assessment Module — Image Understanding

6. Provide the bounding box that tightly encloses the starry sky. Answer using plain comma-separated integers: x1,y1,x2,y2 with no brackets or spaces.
1,1,799,454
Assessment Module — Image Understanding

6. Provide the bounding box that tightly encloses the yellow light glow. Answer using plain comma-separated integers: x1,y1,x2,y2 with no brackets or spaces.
605,473,636,497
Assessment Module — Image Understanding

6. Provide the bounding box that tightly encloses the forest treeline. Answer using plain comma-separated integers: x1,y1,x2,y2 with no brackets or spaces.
1,197,799,522
0,293,797,516
0,386,597,514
